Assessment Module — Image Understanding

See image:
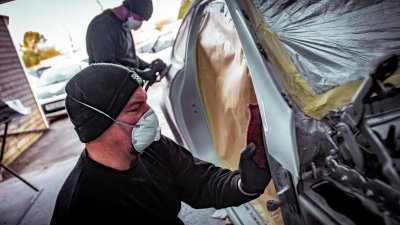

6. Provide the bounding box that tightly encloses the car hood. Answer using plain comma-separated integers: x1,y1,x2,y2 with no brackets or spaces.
36,80,68,100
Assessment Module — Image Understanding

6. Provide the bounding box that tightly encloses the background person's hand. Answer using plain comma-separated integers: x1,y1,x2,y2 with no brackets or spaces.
239,143,271,195
150,59,170,82
149,58,166,73
134,59,168,91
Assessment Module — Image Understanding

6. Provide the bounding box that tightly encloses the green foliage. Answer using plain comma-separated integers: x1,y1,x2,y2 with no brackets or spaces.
20,31,62,67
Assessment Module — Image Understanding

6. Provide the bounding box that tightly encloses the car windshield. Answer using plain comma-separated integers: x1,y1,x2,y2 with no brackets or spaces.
39,64,81,86
137,31,175,54
137,41,155,53
150,31,174,53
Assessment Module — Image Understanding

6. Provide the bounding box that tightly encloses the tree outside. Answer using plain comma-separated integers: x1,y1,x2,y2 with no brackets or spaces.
20,31,62,68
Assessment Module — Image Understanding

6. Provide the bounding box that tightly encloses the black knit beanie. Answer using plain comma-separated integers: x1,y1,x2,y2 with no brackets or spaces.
65,63,143,143
123,0,153,20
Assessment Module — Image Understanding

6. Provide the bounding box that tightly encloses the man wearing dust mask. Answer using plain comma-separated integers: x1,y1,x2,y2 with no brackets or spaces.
86,0,166,90
50,63,272,224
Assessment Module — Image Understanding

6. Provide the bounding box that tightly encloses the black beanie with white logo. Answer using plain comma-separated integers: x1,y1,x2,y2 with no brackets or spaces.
65,63,142,143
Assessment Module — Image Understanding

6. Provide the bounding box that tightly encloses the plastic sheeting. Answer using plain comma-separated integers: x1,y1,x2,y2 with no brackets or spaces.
253,0,400,95
242,0,400,119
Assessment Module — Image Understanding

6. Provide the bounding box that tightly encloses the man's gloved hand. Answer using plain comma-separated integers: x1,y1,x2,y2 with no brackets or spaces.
134,68,156,91
135,59,169,91
239,143,271,194
149,58,166,73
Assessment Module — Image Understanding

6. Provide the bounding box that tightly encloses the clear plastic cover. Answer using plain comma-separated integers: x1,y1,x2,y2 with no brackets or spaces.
254,0,400,94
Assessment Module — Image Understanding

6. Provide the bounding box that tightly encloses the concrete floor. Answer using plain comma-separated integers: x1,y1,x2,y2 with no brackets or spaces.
0,84,228,225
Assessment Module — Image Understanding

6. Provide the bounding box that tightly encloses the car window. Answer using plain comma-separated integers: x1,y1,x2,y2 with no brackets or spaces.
138,31,175,54
27,70,40,78
27,66,50,78
39,64,81,86
152,31,174,53
172,12,191,64
137,41,155,53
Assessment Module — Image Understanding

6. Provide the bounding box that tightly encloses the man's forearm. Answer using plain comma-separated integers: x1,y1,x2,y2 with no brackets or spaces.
137,57,150,70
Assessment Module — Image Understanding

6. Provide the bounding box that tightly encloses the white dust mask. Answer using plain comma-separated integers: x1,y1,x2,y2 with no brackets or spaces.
71,97,161,154
124,17,142,30
130,107,161,153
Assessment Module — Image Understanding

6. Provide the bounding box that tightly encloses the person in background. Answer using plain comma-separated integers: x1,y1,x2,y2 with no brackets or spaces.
50,63,271,225
86,0,166,90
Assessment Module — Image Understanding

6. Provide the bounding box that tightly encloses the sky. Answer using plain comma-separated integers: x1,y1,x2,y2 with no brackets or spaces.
0,0,183,54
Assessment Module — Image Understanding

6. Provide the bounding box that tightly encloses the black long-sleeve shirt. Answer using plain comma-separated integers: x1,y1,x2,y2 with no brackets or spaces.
86,9,149,70
50,135,254,225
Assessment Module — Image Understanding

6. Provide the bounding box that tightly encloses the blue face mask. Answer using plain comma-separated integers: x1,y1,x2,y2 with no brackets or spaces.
71,99,161,154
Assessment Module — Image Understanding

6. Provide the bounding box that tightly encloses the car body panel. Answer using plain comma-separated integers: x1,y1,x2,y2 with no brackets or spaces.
161,1,219,164
162,1,280,224
226,0,300,181
163,0,400,224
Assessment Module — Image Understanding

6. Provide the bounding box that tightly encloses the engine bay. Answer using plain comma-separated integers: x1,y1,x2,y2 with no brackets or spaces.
297,55,400,225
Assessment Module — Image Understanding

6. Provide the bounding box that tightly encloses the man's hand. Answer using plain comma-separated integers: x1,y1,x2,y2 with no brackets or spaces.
149,59,166,73
150,59,170,82
134,59,168,91
239,143,271,195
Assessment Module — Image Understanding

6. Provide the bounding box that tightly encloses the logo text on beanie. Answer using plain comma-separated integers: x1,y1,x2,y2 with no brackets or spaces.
131,72,143,86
